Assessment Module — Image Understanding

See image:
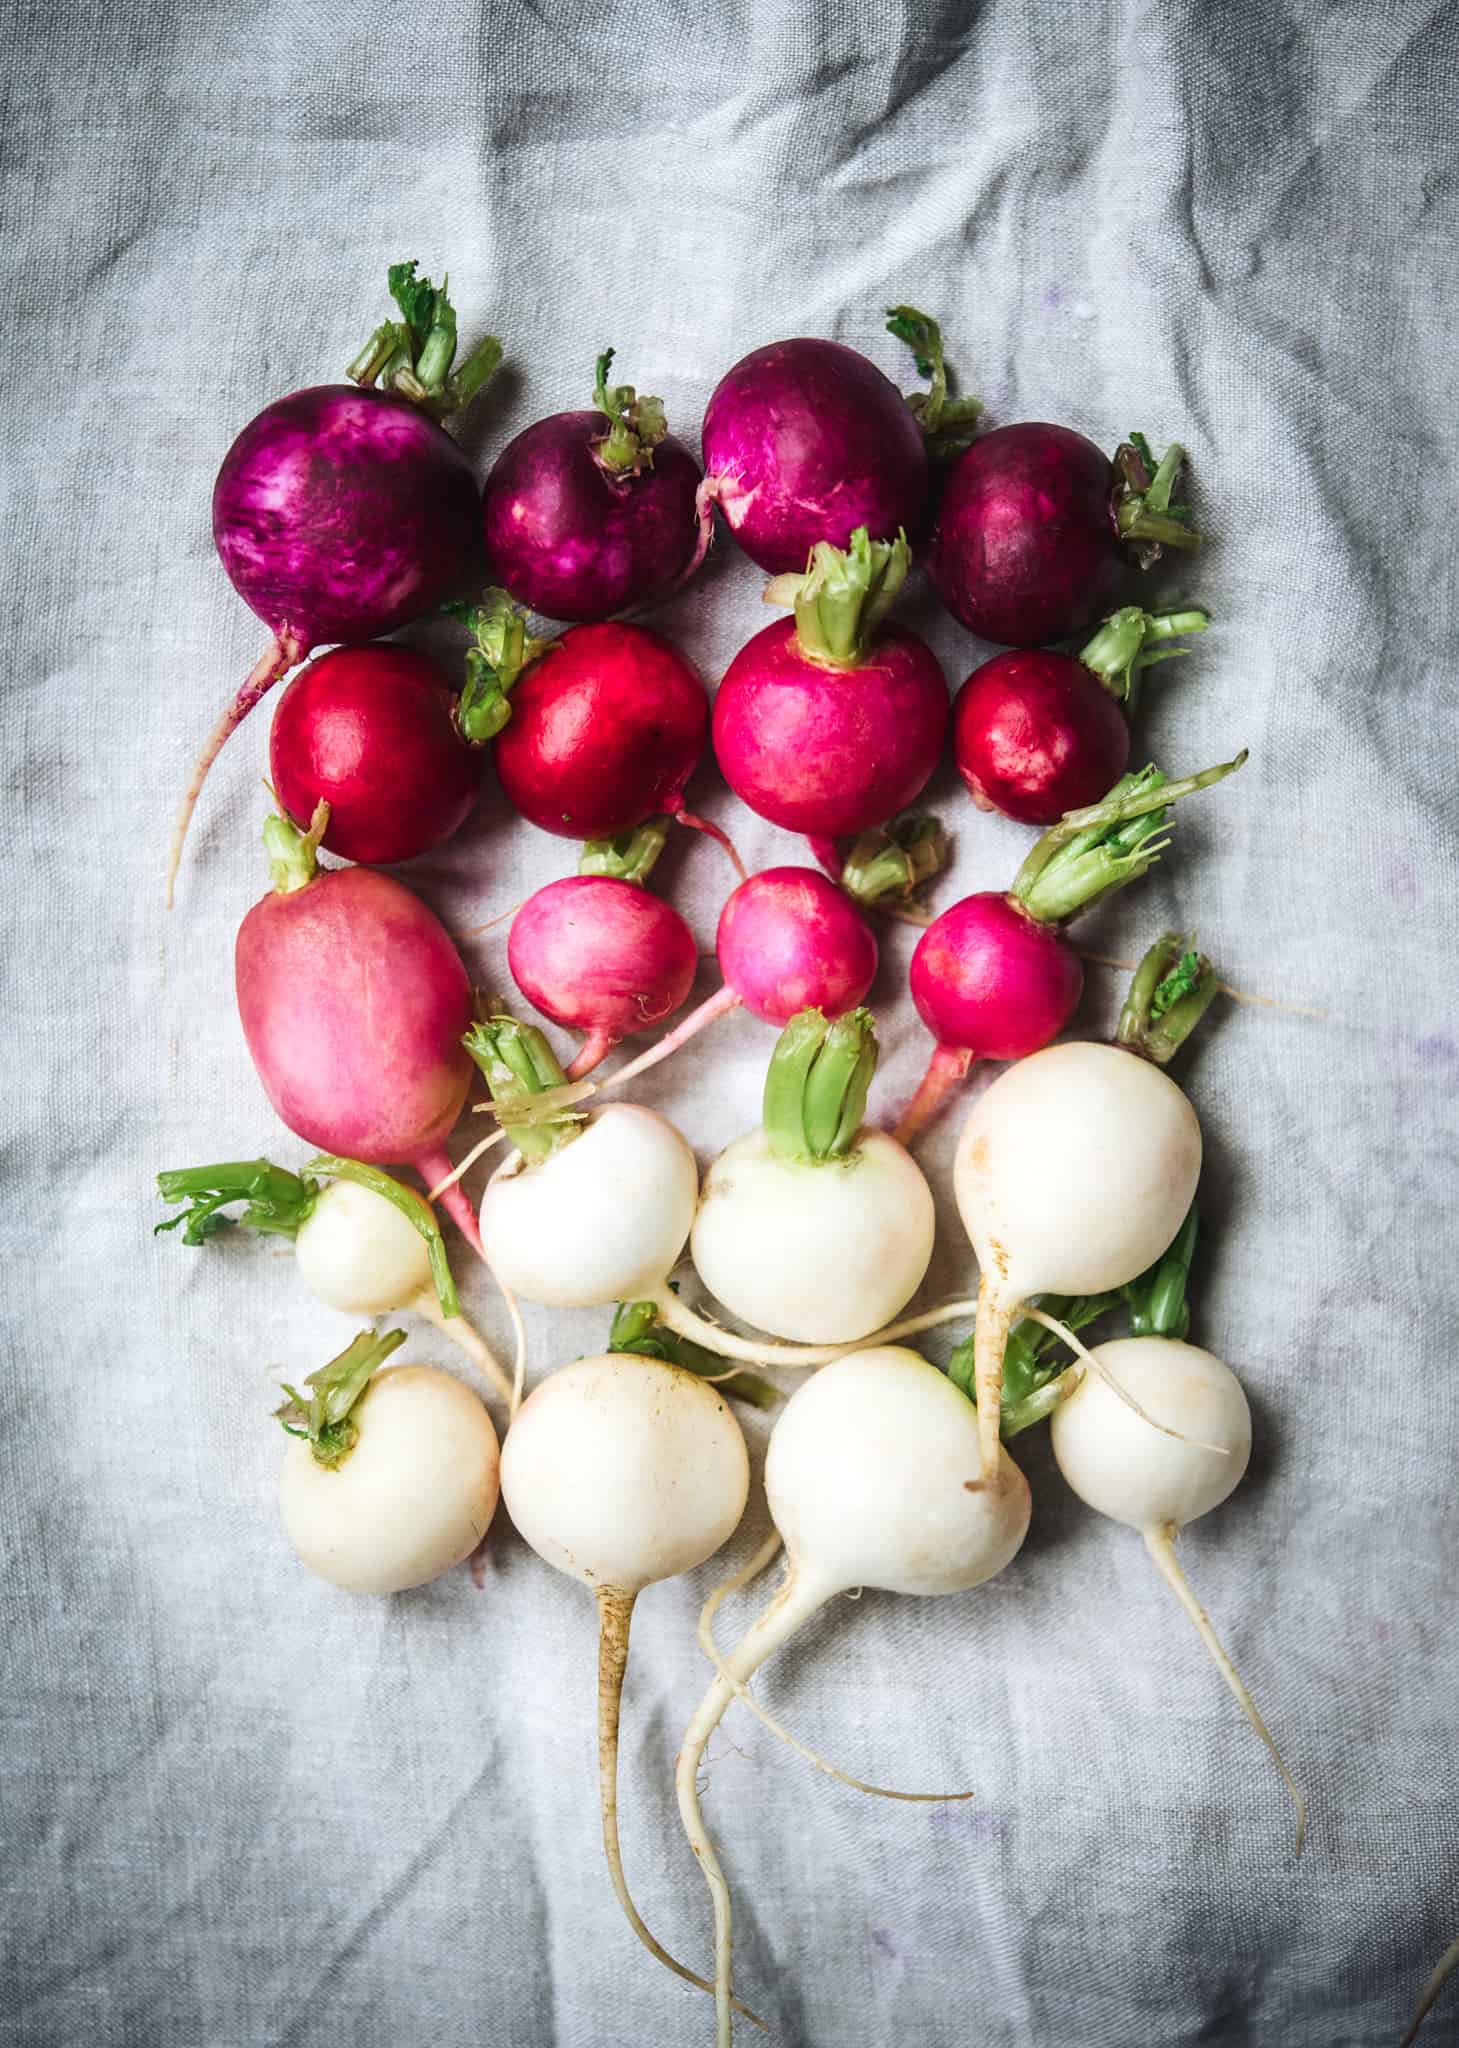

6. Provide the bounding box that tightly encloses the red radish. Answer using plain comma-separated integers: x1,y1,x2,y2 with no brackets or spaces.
953,606,1211,825
233,801,482,1250
269,644,480,863
167,263,501,904
697,307,979,575
482,349,705,620
929,425,1201,647
713,528,949,896
893,756,1246,1143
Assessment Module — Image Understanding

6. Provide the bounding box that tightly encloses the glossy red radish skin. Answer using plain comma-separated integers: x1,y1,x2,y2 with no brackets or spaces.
700,339,928,574
508,876,698,1076
717,868,877,1023
952,651,1130,825
910,893,1083,1058
270,645,480,863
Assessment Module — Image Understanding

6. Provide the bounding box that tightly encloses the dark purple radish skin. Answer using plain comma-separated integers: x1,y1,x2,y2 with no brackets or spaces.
269,644,481,864
166,263,502,905
892,753,1248,1144
713,527,950,903
953,605,1211,827
697,306,980,576
928,426,1201,648
234,802,484,1252
482,350,705,622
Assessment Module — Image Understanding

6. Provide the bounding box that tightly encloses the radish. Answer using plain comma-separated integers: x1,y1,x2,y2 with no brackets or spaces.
952,604,1211,825
686,1008,935,1343
929,424,1200,647
500,1351,752,2004
675,1346,1031,2044
268,643,480,863
167,261,500,902
506,822,698,1079
465,1018,699,1309
155,1155,513,1406
482,349,704,620
697,306,979,575
1048,1334,1305,1848
277,1328,500,1593
895,754,1246,1141
233,801,483,1255
712,527,950,896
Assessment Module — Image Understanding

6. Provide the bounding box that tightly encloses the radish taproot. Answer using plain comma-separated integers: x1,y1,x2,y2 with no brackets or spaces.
482,349,705,620
713,527,949,897
929,424,1200,647
684,1008,935,1343
895,755,1246,1142
277,1328,500,1594
167,262,500,902
268,644,480,863
953,605,1210,826
676,1346,1030,2045
155,1156,513,1405
500,1351,753,2007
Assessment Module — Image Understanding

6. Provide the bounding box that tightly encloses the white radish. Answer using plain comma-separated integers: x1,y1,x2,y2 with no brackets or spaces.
689,1009,935,1343
1050,1335,1304,1849
277,1330,500,1594
500,1352,754,2012
676,1346,1031,2044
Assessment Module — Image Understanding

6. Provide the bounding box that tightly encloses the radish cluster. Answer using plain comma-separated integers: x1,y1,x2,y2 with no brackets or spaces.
156,274,1334,2046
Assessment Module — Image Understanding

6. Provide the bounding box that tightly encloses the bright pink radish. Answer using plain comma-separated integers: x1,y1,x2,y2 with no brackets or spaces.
713,528,948,894
893,756,1246,1142
952,606,1211,826
929,425,1200,647
234,802,481,1249
482,350,704,620
167,263,501,904
269,645,480,864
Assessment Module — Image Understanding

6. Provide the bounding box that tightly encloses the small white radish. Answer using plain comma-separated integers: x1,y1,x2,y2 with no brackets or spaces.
1049,1334,1304,1849
676,1346,1031,2044
500,1352,752,2009
277,1329,500,1594
156,1155,513,1404
464,1019,699,1309
690,1009,935,1343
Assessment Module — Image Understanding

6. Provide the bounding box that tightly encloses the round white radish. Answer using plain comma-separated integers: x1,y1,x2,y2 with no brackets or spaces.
500,1351,750,2008
481,1103,698,1308
1050,1335,1303,1850
296,1176,432,1311
691,1128,934,1343
281,1364,500,1595
676,1346,1030,2044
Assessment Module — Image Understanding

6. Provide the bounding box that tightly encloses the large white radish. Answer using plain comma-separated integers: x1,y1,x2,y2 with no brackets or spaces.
675,1346,1031,2045
500,1353,754,2012
1049,1335,1304,1849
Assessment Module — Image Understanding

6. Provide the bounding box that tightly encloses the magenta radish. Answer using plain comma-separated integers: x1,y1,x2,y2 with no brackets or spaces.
167,262,501,903
953,605,1210,826
482,349,704,620
233,802,482,1253
929,424,1200,647
155,1156,513,1405
277,1328,500,1593
698,307,979,575
894,754,1246,1143
269,643,480,863
500,1351,752,2006
712,527,949,896
676,1346,1030,2045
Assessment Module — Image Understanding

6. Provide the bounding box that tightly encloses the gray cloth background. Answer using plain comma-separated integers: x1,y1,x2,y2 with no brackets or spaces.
2,1,1456,2043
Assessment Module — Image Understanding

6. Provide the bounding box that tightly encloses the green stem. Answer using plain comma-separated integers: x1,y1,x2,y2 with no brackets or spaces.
1078,605,1211,715
346,261,503,421
762,1008,877,1163
275,1328,407,1470
1124,1204,1199,1339
608,1299,780,1411
768,526,910,668
446,594,554,744
262,800,330,894
1116,933,1221,1066
304,1156,460,1319
462,1018,582,1161
590,348,668,478
840,814,947,908
154,1158,318,1244
885,304,983,457
579,816,670,884
1113,435,1201,566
